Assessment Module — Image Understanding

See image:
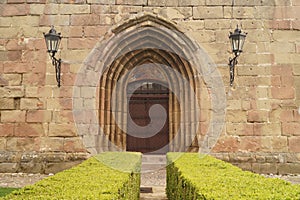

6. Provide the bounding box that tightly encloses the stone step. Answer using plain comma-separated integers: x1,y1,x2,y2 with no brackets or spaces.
142,154,166,164
141,155,167,173
141,163,166,173
140,194,168,200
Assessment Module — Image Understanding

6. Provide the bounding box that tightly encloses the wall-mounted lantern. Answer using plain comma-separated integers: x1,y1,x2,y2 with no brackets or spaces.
229,26,247,86
43,26,62,87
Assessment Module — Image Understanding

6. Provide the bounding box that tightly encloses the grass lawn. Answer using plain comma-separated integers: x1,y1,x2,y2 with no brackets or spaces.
0,188,19,197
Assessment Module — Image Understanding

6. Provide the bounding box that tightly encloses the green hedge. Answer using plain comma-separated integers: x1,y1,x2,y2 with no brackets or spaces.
1,152,141,200
167,153,300,200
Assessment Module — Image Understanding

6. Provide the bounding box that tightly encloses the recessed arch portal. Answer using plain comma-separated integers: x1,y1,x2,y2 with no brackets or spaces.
102,47,197,153
73,14,226,155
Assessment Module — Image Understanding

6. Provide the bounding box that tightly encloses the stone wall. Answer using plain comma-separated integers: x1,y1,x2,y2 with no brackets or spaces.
0,0,299,174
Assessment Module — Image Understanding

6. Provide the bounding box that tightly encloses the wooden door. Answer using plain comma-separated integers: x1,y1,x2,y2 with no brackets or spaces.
127,89,169,154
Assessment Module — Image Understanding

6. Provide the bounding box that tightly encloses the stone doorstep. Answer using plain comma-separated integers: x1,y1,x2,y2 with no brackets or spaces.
141,163,166,173
142,154,167,164
141,154,167,173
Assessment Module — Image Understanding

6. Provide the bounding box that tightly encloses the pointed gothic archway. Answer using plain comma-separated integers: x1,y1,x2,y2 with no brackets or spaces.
98,31,200,153
73,14,226,155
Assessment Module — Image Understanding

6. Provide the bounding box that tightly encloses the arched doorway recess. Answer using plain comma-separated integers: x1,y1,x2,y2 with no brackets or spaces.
73,14,226,155
100,44,198,153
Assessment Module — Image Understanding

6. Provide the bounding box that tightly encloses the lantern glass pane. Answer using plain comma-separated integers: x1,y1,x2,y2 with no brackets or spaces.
53,41,57,52
238,35,246,52
46,39,51,52
51,40,55,52
231,36,239,53
54,39,61,52
234,39,239,51
50,37,59,52
50,39,53,52
52,41,56,52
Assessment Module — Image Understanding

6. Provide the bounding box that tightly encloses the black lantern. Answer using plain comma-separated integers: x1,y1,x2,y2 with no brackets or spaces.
228,26,247,86
43,26,62,87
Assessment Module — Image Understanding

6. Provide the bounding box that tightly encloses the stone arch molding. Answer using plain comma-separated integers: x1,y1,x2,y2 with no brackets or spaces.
73,14,226,155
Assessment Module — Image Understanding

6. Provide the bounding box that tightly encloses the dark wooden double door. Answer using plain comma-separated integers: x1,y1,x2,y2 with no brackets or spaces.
127,91,169,154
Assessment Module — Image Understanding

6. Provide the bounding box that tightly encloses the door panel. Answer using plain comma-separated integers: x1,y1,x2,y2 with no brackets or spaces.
127,96,169,154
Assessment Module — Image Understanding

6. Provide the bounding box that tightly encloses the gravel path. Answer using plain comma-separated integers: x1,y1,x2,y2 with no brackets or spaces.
0,170,168,189
0,172,299,189
141,169,166,186
262,174,300,185
0,173,50,188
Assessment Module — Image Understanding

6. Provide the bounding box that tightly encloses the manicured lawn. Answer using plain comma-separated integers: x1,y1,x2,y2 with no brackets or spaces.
0,188,19,197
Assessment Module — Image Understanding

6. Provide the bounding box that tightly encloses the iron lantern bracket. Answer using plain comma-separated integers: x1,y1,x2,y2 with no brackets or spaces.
229,53,239,87
49,52,61,87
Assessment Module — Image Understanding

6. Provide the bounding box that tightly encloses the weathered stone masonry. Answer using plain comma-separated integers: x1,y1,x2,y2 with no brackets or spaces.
0,0,300,174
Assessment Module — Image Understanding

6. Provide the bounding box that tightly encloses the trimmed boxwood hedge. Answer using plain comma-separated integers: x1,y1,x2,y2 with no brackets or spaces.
167,153,300,200
1,152,141,200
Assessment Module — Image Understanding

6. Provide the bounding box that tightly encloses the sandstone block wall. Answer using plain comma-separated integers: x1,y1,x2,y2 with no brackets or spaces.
0,0,299,174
